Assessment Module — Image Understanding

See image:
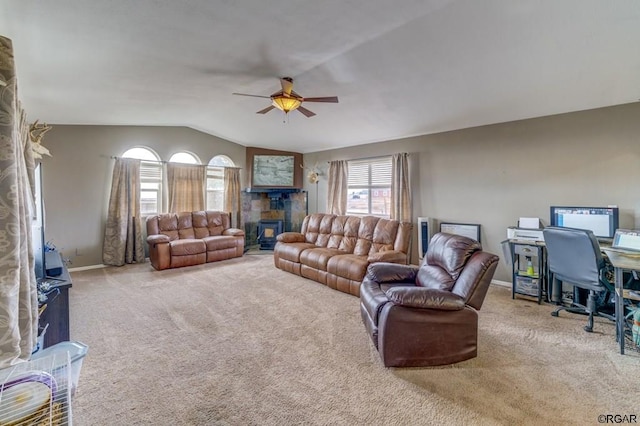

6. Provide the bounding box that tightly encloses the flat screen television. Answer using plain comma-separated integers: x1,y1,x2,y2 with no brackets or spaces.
549,206,619,240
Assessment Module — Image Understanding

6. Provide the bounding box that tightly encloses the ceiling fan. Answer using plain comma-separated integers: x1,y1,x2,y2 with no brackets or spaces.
232,77,338,117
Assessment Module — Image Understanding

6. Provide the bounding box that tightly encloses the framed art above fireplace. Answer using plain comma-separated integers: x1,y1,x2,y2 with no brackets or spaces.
247,147,303,189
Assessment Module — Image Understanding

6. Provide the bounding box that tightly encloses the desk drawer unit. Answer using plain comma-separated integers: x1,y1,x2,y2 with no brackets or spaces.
513,244,537,256
515,276,540,297
509,240,547,304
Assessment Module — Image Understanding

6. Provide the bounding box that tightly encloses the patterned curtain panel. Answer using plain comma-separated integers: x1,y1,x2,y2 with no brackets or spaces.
223,167,241,228
391,152,412,222
102,158,146,266
167,163,206,213
327,160,348,215
0,36,39,367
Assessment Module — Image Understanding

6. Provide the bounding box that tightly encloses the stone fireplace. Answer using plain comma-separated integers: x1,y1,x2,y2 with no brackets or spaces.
242,189,308,250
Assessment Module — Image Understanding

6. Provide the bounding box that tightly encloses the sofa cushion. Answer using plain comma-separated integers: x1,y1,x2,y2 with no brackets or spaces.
300,247,344,271
354,216,380,255
157,213,180,241
370,218,399,254
277,232,306,243
302,213,335,247
203,235,240,251
170,239,206,256
327,215,360,253
327,254,370,281
177,212,196,239
275,242,316,263
206,211,227,236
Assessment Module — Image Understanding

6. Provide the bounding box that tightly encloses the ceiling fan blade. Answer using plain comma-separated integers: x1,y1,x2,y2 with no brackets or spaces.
302,96,339,103
280,77,294,96
257,105,276,114
233,92,272,99
297,105,316,118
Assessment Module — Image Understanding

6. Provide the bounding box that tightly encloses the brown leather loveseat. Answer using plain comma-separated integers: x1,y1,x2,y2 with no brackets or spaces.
146,211,245,270
360,232,499,367
274,213,412,296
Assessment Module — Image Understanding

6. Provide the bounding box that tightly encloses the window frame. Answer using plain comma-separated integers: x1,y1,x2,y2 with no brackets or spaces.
206,155,235,211
122,147,163,217
346,156,392,218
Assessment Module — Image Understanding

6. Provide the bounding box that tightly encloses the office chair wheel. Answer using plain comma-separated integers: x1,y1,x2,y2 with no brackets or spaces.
551,311,559,317
583,324,593,333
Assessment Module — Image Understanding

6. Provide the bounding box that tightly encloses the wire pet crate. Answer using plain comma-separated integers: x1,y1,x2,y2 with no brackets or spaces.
0,351,72,425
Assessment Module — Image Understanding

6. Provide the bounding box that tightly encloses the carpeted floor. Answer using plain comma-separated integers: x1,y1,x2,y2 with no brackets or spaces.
68,255,638,425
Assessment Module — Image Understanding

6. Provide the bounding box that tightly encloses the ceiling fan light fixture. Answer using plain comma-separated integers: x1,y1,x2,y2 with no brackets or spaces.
272,96,301,113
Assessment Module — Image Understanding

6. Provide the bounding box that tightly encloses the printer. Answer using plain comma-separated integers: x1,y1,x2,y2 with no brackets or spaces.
507,217,545,242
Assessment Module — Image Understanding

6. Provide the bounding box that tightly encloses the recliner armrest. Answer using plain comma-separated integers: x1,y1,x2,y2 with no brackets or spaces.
385,287,465,310
277,232,306,243
366,262,419,283
147,234,170,246
223,228,245,237
367,250,407,264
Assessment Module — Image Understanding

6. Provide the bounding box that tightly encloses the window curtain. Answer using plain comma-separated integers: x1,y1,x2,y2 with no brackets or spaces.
223,167,242,228
327,160,348,215
391,152,412,223
0,36,39,367
167,163,207,213
102,158,146,266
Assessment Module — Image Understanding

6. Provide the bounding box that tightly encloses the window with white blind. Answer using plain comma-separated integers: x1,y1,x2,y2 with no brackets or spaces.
122,147,162,216
207,155,235,211
347,156,392,217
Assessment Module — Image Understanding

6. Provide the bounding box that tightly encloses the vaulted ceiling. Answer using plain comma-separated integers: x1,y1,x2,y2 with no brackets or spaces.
1,1,639,153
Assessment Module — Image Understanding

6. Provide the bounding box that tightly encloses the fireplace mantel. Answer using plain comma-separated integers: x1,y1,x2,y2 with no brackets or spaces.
244,188,302,195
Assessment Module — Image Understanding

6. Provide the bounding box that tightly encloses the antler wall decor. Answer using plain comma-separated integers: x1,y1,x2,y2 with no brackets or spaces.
301,162,320,184
29,119,53,159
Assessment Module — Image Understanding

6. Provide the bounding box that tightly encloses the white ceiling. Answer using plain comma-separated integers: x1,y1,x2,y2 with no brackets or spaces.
1,0,639,153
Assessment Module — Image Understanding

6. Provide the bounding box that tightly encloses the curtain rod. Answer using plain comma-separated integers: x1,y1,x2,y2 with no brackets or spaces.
326,153,400,163
106,155,242,169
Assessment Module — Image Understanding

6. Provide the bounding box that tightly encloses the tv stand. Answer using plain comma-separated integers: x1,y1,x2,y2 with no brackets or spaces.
38,253,72,349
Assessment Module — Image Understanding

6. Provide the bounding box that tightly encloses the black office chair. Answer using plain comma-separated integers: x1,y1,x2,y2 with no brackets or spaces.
543,226,615,332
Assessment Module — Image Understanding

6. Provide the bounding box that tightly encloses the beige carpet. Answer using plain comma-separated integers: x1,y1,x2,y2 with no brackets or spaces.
68,255,638,425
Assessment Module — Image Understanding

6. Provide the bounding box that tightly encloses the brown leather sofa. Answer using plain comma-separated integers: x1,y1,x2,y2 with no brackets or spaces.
360,232,499,367
146,211,245,270
274,213,412,296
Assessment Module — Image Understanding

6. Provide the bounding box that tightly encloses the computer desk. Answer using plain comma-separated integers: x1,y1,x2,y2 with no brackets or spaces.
601,248,640,355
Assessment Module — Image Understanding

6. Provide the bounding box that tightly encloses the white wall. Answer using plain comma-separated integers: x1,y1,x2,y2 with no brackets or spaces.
39,104,640,281
302,103,640,281
39,125,246,268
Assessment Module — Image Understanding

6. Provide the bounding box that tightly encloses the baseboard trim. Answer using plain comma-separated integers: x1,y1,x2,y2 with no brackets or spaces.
68,264,108,272
66,262,516,291
491,279,511,288
68,257,152,272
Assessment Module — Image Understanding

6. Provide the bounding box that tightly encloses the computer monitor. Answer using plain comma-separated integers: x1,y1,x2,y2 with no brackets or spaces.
612,229,640,252
549,206,619,240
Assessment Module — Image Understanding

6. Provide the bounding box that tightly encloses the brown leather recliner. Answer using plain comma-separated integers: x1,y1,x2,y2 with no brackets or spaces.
360,232,499,367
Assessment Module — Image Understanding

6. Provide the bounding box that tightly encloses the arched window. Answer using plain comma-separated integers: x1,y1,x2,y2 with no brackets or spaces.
169,151,200,164
209,155,234,167
122,147,162,216
207,155,235,211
